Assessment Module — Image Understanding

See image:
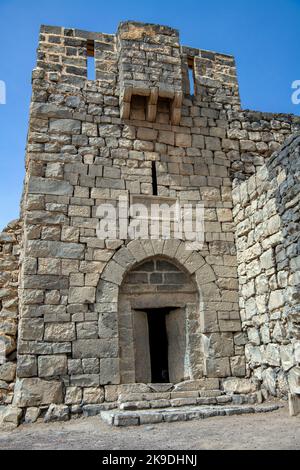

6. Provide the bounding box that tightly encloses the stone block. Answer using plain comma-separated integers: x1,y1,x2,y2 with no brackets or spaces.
99,124,121,138
82,358,100,374
72,339,118,359
13,378,63,407
139,413,163,424
171,397,197,407
70,375,100,387
175,133,191,147
289,394,300,417
264,344,281,367
288,367,300,394
82,387,104,404
195,264,216,285
244,298,257,320
72,339,101,359
100,358,120,385
230,356,246,377
38,355,68,378
104,385,119,402
65,386,82,405
208,333,234,358
219,320,241,333
82,404,107,417
196,397,217,405
269,290,285,311
101,260,125,285
23,275,69,290
245,344,262,368
24,407,41,424
260,249,275,270
223,378,259,395
137,127,157,141
44,404,70,423
248,328,261,346
158,131,174,146
204,358,231,378
19,319,44,341
28,177,73,196
98,312,117,339
192,135,205,148
44,323,76,342
16,355,38,378
69,287,96,304
0,363,16,382
113,414,139,427
0,406,22,429
150,399,171,409
50,119,81,135
280,345,295,372
27,240,84,259
76,322,98,340
205,136,221,151
262,368,277,396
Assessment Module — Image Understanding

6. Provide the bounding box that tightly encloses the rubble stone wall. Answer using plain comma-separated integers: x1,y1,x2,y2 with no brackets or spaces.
0,220,22,405
233,133,300,398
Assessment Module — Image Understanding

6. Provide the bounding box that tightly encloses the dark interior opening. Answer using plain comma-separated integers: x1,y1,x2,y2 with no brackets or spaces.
146,308,171,383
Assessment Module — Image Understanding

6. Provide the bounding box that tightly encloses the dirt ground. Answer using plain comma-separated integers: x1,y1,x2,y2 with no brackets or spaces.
0,406,299,450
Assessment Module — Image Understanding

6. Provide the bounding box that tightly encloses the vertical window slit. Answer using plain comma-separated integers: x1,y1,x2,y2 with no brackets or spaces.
152,161,158,196
87,39,95,81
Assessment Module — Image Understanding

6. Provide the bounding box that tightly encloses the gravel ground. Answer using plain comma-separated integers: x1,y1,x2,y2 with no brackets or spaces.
0,406,299,450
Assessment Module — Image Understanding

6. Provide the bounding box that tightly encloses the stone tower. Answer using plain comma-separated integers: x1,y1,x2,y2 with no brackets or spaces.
0,21,299,424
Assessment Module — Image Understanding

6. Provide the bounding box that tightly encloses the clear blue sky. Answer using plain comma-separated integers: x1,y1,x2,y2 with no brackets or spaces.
0,0,299,230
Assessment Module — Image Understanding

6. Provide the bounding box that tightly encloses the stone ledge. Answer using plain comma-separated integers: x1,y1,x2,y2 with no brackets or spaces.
100,403,282,427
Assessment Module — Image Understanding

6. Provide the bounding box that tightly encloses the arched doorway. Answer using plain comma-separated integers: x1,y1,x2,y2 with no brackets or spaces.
118,257,199,384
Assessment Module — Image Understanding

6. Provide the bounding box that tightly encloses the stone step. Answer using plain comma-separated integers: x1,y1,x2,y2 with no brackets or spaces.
119,396,231,410
100,404,282,427
118,392,260,411
118,389,226,403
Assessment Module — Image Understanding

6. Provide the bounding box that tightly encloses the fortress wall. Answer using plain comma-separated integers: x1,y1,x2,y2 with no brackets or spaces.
233,133,300,398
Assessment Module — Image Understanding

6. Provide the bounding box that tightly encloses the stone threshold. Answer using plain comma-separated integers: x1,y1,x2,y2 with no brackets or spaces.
100,404,282,427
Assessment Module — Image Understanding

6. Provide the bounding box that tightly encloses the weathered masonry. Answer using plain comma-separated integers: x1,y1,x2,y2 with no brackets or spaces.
0,21,300,426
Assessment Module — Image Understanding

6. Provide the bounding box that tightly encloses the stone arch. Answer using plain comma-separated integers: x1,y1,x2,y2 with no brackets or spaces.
95,239,226,385
98,239,215,295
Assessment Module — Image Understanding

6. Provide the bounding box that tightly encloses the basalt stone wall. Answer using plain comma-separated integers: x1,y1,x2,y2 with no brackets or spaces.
15,22,246,411
228,111,300,180
0,220,22,405
233,133,300,398
0,21,298,417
